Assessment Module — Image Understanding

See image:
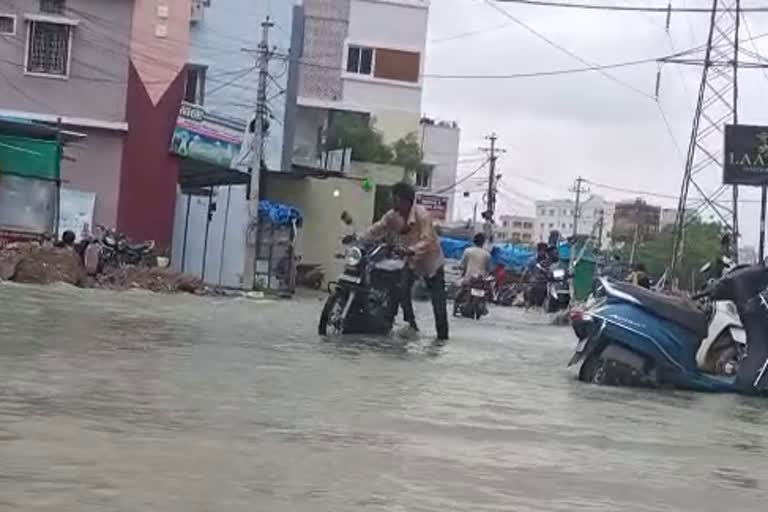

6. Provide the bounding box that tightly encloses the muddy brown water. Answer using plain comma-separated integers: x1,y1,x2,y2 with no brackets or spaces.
1,282,767,511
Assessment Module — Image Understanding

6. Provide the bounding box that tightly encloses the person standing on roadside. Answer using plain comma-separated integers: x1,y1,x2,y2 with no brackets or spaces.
361,182,449,341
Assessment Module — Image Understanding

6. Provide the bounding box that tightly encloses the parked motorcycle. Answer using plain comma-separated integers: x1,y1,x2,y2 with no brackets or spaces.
83,226,156,274
544,265,571,313
318,236,408,336
695,257,746,374
568,265,768,394
454,275,494,319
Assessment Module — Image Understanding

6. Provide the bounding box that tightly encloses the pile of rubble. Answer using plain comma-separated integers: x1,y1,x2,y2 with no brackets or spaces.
0,242,204,294
94,266,203,294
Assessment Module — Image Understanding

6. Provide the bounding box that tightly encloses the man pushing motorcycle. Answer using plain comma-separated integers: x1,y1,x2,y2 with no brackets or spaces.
361,182,449,342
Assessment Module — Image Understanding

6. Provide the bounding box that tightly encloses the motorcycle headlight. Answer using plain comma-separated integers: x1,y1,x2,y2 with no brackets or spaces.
552,269,566,280
345,247,363,267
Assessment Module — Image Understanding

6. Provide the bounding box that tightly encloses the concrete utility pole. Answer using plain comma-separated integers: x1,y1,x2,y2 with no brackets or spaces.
480,133,504,242
244,16,274,290
570,176,589,238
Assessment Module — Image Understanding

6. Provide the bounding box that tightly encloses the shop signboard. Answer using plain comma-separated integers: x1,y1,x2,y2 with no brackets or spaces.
724,124,768,186
170,102,245,169
416,193,449,220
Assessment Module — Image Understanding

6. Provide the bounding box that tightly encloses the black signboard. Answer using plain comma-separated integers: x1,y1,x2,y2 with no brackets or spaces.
724,124,768,186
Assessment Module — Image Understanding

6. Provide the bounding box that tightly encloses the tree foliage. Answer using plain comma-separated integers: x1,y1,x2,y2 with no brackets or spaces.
620,217,724,290
391,132,423,172
325,113,422,170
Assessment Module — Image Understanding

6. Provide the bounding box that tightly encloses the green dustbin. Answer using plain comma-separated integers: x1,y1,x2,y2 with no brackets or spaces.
569,238,597,303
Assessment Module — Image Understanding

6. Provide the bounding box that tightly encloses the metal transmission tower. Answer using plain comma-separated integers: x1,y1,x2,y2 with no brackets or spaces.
664,0,742,278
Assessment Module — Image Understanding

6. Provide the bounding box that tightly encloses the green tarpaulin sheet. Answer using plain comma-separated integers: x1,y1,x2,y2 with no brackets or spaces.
0,135,60,181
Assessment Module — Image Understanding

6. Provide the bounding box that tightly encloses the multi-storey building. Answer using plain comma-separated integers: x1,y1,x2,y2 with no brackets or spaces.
294,0,429,165
415,117,459,223
612,199,661,243
0,0,190,249
535,195,613,248
497,215,535,244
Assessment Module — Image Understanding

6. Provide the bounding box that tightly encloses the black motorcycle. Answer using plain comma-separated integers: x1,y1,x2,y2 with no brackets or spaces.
84,226,156,273
318,237,408,336
454,275,492,319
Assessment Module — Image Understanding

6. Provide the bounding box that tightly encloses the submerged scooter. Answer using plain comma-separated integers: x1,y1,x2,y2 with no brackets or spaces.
696,256,746,373
568,264,768,395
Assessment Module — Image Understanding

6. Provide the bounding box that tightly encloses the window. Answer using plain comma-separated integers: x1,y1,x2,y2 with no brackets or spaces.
548,223,554,228
549,209,555,216
347,46,373,75
0,15,15,35
26,21,71,77
415,166,431,188
373,48,420,83
540,223,545,229
40,0,65,14
539,208,546,216
184,64,207,105
512,221,522,228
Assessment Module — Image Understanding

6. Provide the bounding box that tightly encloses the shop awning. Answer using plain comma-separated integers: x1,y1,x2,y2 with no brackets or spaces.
177,157,251,189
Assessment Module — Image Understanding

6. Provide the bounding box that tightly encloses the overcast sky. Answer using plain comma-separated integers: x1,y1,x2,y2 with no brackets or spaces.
422,0,768,247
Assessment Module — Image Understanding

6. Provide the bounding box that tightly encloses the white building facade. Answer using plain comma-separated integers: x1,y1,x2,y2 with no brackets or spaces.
294,0,429,165
415,118,460,223
497,215,535,244
535,195,613,248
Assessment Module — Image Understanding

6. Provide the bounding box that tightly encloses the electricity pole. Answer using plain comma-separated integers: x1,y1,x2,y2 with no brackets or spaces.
243,16,274,290
571,176,589,238
480,133,504,242
596,208,605,250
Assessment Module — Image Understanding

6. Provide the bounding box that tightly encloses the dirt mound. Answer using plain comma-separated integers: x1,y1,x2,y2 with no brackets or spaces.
95,266,203,294
13,247,87,286
0,242,43,281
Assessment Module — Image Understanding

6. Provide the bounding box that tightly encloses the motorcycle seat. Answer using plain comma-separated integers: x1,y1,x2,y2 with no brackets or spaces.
609,281,708,339
126,241,155,252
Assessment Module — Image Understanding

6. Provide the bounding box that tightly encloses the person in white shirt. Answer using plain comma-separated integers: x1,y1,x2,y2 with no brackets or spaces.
454,233,492,315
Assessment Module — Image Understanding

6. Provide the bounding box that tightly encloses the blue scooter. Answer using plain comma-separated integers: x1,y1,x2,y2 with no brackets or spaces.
569,264,768,395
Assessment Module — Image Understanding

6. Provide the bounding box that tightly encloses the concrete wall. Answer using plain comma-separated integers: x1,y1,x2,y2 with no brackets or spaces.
62,129,124,229
0,0,131,123
420,121,459,221
267,174,373,281
347,160,407,186
130,0,190,106
299,0,349,102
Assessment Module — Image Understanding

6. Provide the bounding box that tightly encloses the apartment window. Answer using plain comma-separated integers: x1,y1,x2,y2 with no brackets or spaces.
0,15,15,35
540,223,545,229
548,223,554,228
374,48,420,83
40,0,66,14
26,21,71,77
184,64,207,105
347,46,373,75
539,208,546,216
415,166,431,188
549,209,555,216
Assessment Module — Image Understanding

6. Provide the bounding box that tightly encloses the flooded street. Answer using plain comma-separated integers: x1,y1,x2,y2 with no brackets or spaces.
1,283,768,511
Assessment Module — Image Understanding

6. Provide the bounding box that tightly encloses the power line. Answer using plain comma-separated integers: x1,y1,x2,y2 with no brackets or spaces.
435,160,490,194
494,0,768,13
482,0,657,99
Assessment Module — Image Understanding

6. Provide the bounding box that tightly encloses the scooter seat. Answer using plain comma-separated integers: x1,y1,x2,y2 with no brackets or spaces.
609,281,708,339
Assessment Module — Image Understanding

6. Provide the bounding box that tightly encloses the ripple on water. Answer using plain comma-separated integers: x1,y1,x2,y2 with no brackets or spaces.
1,285,768,511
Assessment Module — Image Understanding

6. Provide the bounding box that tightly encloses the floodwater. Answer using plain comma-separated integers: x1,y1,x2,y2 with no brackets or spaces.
1,283,768,511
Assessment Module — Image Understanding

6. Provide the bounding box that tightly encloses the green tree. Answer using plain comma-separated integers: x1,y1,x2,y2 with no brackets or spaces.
391,132,423,172
625,217,724,290
325,113,393,164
